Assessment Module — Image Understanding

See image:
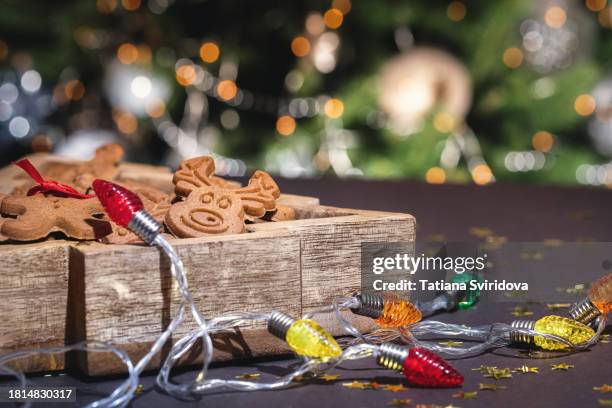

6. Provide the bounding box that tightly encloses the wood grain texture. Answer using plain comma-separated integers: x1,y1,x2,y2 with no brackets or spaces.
0,241,72,372
74,230,302,375
1,155,416,375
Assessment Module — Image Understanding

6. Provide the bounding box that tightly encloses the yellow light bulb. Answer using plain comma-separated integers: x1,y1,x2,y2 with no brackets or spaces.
285,319,342,360
533,315,595,350
588,273,612,315
374,295,422,328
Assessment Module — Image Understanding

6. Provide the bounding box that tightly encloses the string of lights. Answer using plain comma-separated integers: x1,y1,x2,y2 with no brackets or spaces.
0,180,607,406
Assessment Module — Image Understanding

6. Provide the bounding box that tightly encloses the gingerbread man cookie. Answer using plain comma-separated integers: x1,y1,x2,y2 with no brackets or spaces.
42,143,124,193
100,183,172,244
0,194,108,241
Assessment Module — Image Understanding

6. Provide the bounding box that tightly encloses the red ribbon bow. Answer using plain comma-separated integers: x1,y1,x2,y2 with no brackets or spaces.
13,158,95,199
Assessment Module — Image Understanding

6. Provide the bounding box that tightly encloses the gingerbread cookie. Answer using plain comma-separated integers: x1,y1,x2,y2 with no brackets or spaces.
165,186,246,237
100,183,171,244
0,194,109,241
263,204,296,222
251,170,281,199
43,143,124,192
165,156,281,237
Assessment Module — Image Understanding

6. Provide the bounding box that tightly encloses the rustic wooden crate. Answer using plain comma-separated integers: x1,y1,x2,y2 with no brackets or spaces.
0,155,415,375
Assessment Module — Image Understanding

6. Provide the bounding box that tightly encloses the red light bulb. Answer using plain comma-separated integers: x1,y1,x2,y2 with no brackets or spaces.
403,347,463,387
92,179,143,227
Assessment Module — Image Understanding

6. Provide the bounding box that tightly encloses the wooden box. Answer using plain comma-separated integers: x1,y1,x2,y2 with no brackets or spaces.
0,155,415,375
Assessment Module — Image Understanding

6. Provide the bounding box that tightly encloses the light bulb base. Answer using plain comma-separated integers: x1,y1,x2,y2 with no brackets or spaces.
509,319,536,344
128,210,161,245
568,298,601,325
434,292,457,312
350,293,385,319
377,342,409,372
268,311,295,340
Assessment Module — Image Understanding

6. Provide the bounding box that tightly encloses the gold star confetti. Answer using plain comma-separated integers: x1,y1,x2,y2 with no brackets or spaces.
388,398,412,406
511,306,533,317
383,384,408,393
470,227,493,238
319,374,340,382
135,384,144,395
427,233,447,242
370,381,383,390
546,303,571,311
543,238,564,246
594,385,612,393
520,250,544,260
514,365,539,374
453,391,478,399
235,373,260,380
551,363,574,371
482,235,507,250
484,368,513,380
599,400,612,406
479,383,507,391
438,340,464,347
472,365,497,374
342,381,371,390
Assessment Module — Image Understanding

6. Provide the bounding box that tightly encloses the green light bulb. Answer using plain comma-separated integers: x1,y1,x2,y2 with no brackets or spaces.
450,273,481,309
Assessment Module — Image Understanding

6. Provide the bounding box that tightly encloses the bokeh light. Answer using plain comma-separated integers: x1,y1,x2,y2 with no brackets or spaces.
425,167,446,184
586,0,607,12
114,110,138,134
433,112,457,133
176,65,197,86
117,43,138,64
130,75,152,98
65,80,85,101
145,98,165,118
532,131,554,152
599,6,612,28
324,98,344,118
291,36,311,57
503,47,523,69
447,1,466,22
121,0,141,11
96,0,117,14
200,42,220,63
306,13,325,35
21,70,42,93
544,6,567,28
9,116,30,138
574,94,596,116
276,115,296,136
472,164,493,185
217,80,238,101
324,8,343,29
332,0,351,15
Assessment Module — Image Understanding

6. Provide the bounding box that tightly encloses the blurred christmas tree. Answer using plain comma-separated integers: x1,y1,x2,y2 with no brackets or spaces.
1,0,612,186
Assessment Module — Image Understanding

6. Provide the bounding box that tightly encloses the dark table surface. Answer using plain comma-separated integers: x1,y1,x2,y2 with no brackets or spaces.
9,179,612,407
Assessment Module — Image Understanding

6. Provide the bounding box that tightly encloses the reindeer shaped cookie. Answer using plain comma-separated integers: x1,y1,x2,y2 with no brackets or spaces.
165,156,280,237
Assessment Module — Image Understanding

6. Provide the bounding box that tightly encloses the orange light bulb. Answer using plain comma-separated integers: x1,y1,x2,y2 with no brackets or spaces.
351,293,422,328
588,273,612,315
374,294,422,328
